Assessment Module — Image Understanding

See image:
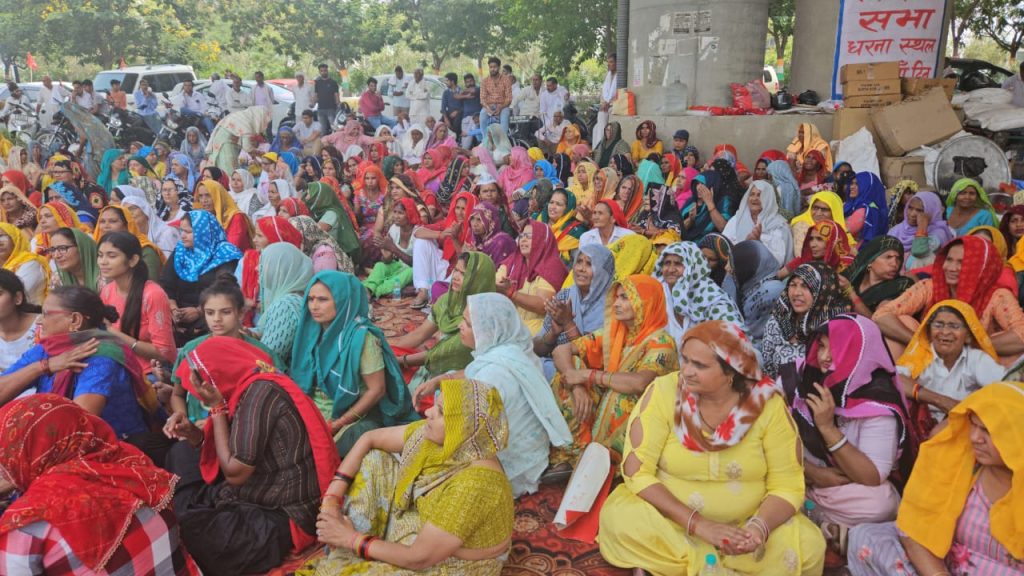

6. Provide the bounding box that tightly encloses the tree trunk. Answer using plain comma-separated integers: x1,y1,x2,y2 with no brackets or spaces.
774,32,789,61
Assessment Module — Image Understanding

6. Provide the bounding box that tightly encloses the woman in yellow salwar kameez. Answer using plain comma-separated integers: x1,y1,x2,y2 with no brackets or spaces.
549,274,678,469
598,321,826,576
307,378,513,575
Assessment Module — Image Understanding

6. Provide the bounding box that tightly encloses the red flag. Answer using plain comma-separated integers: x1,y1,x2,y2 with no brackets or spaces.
118,57,127,70
26,52,37,71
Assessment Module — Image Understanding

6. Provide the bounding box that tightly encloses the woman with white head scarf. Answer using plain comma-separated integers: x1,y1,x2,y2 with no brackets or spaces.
722,179,794,266
253,178,297,219
120,196,180,258
413,292,572,497
399,123,428,166
228,167,262,218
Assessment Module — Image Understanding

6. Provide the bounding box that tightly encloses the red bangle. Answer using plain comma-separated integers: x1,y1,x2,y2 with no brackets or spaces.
208,402,229,417
359,535,377,559
912,383,921,403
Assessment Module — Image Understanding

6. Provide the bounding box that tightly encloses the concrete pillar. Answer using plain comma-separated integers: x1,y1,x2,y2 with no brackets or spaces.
788,0,839,100
627,0,772,114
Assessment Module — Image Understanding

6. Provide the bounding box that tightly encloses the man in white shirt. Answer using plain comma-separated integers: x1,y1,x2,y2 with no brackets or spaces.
1002,62,1024,108
208,72,229,108
388,66,411,116
407,68,431,125
514,74,542,120
251,71,275,114
294,109,322,156
37,76,70,127
593,54,618,148
74,80,97,113
292,71,315,116
0,83,28,124
173,79,214,133
539,76,569,127
535,108,570,157
225,75,254,113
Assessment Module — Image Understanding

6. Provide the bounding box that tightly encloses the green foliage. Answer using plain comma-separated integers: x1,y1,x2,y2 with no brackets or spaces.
968,0,1024,61
388,0,509,71
767,0,795,62
504,0,616,76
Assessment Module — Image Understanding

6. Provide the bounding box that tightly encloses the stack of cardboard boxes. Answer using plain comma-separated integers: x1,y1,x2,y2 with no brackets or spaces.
840,62,902,109
834,62,964,190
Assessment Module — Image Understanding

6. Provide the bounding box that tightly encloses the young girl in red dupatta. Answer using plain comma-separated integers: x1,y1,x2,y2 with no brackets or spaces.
784,219,855,276
796,150,831,194
168,337,339,575
239,215,303,326
409,191,477,308
0,395,198,576
497,220,567,334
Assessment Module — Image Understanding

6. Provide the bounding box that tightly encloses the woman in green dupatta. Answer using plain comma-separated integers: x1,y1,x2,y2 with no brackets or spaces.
304,181,362,264
841,234,915,317
388,252,497,389
539,188,587,266
290,271,417,456
255,243,313,368
96,148,129,195
592,122,632,169
48,227,100,291
307,378,513,576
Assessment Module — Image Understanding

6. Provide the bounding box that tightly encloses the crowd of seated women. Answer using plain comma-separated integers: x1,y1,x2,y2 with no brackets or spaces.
0,115,1021,576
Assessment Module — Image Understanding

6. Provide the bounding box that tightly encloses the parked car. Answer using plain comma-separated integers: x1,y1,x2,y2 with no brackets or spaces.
93,64,197,109
762,66,781,94
373,73,445,120
944,58,1013,92
166,79,294,132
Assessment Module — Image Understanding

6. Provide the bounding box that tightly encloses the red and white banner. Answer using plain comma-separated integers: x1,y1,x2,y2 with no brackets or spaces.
832,0,948,99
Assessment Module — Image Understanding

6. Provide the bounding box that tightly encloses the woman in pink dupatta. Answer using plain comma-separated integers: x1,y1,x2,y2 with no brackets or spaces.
498,147,535,199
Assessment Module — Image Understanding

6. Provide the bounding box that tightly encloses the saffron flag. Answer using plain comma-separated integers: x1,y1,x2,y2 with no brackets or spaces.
26,53,37,70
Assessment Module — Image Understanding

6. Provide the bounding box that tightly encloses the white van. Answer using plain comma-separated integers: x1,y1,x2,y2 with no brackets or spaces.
93,64,197,109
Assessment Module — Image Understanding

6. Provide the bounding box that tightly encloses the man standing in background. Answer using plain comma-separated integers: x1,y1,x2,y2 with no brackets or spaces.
313,63,340,135
593,54,618,148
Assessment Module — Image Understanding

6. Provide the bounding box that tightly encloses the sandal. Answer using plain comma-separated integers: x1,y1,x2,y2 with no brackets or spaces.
820,521,849,557
539,463,573,485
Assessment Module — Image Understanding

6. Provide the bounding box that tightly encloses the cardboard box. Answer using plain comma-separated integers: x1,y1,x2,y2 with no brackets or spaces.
844,93,903,109
901,78,957,100
842,78,902,97
839,61,901,84
870,88,962,155
880,155,927,188
833,107,876,141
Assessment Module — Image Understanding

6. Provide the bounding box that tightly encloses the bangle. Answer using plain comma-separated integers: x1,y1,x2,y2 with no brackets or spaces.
827,435,849,453
208,401,229,417
686,509,702,536
334,471,355,484
399,355,408,369
349,532,365,554
912,383,921,403
358,535,377,559
746,516,769,541
130,339,140,352
38,358,51,376
604,371,612,388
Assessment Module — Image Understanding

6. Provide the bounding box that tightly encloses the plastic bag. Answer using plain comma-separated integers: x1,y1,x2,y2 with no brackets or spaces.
730,83,753,109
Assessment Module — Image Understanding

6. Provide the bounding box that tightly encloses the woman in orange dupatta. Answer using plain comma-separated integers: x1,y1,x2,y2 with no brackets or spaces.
549,274,679,468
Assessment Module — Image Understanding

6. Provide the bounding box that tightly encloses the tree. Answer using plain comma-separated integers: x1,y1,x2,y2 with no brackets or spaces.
767,0,795,66
504,0,615,76
0,0,208,69
389,0,506,72
949,0,986,57
220,0,392,70
971,0,1024,64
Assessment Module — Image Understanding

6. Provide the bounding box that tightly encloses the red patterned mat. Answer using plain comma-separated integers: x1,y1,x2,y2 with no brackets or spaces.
502,484,629,576
372,296,430,339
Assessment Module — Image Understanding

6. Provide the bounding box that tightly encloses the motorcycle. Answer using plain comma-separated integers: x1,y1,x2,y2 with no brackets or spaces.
34,109,79,156
562,101,598,143
107,107,158,148
508,115,540,149
5,102,41,145
332,103,374,135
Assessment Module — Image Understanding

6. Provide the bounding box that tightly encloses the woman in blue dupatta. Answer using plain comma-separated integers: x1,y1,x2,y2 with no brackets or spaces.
512,159,560,219
290,270,417,456
413,293,572,497
844,171,889,244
